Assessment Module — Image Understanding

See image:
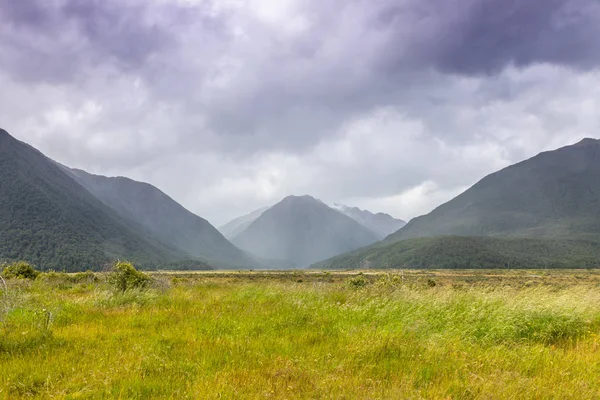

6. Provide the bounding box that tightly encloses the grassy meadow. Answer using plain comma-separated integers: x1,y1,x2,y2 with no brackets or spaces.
1,269,600,399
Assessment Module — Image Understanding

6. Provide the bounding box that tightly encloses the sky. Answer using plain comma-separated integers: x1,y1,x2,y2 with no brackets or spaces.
1,0,599,226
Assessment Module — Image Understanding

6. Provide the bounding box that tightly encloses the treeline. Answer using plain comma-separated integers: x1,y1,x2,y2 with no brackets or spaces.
314,236,600,270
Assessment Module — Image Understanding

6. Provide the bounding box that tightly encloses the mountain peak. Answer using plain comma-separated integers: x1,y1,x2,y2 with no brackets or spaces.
573,137,600,148
332,203,406,238
283,194,316,201
232,195,379,266
280,195,322,205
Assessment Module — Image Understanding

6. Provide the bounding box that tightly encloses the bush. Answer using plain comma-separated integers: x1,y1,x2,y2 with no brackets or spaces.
347,276,368,288
108,261,152,293
2,261,40,280
72,271,99,284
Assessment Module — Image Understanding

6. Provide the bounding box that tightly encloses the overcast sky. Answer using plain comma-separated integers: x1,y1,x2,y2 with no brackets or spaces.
1,0,599,226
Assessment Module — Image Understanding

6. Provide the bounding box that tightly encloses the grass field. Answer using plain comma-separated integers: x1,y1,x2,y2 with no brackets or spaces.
2,269,600,399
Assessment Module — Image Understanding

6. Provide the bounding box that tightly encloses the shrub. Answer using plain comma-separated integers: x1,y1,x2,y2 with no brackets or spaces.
375,273,404,288
72,271,99,284
347,276,368,288
2,261,40,280
108,261,152,293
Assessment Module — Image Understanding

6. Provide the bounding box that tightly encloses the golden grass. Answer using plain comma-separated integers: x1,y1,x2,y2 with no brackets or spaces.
1,270,600,399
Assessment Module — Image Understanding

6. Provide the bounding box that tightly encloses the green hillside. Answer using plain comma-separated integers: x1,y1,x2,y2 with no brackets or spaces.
65,168,262,269
314,236,600,270
387,138,600,243
0,129,186,271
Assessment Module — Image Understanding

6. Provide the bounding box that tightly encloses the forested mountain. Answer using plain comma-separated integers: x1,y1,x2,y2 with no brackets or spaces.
332,204,406,239
317,138,600,270
64,169,261,269
0,129,183,270
7,128,600,272
388,138,600,242
231,195,379,266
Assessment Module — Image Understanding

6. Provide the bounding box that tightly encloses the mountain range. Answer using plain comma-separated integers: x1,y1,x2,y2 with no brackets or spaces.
1,128,399,270
0,129,181,270
0,128,265,270
219,207,270,240
5,125,600,271
331,204,406,239
230,195,381,266
316,138,600,269
63,168,261,269
220,202,405,240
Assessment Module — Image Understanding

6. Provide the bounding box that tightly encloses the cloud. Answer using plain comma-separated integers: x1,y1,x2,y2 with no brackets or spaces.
0,0,176,83
1,0,599,225
431,0,600,74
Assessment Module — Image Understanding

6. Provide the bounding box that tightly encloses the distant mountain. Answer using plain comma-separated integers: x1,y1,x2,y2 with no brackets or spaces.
332,204,406,239
219,207,269,239
231,195,380,266
0,128,184,271
64,168,262,269
316,138,600,270
387,138,600,243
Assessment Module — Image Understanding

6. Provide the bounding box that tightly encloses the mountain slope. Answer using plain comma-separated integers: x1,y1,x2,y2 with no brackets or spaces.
314,236,600,270
219,207,269,239
0,129,183,271
388,138,600,243
231,195,380,266
332,204,406,238
317,138,600,270
65,168,261,269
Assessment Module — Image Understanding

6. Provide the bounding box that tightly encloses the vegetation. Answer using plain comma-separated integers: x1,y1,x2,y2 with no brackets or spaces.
389,138,600,243
108,261,153,292
0,130,231,273
0,130,186,272
160,259,214,271
1,261,40,280
315,235,600,270
1,270,600,398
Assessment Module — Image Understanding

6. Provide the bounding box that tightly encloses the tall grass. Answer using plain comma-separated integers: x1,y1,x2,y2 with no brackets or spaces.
1,272,600,398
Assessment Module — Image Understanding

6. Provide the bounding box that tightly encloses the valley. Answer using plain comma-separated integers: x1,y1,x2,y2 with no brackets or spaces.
2,2,599,398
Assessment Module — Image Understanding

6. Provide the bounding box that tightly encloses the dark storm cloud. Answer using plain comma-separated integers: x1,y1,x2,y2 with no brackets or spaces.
376,0,600,75
62,0,173,68
444,0,600,74
0,0,55,29
176,0,600,155
2,0,599,84
0,0,176,83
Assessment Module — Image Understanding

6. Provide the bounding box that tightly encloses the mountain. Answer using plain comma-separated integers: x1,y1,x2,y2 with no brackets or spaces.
219,207,269,239
64,168,261,269
387,138,600,243
316,138,600,270
332,203,406,239
231,195,380,266
314,236,600,270
0,128,185,271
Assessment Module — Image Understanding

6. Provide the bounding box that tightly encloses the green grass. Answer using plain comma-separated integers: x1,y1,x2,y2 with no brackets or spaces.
2,270,600,398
